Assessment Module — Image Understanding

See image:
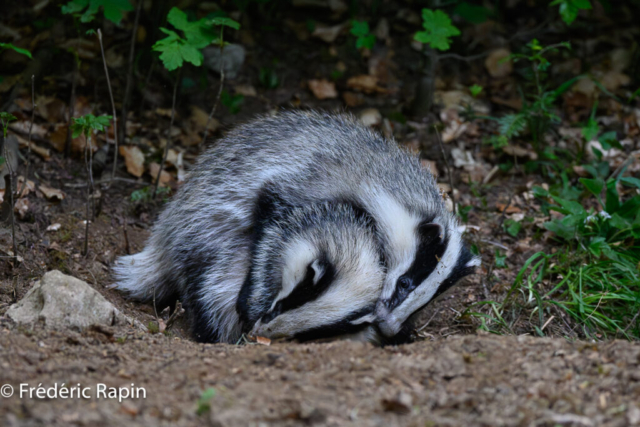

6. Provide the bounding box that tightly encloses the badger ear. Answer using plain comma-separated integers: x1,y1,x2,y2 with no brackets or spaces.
418,222,443,245
309,259,326,285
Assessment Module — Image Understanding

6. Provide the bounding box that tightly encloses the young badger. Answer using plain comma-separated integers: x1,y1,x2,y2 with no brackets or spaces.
114,111,478,343
115,189,386,343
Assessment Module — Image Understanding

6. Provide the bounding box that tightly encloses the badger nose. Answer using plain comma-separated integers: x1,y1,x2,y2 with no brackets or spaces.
373,303,401,337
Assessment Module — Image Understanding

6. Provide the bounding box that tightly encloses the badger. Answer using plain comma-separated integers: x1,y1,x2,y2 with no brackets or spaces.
114,110,478,344
114,184,386,343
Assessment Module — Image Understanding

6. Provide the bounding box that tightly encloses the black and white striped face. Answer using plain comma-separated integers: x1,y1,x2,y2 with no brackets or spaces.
371,198,480,337
244,206,386,343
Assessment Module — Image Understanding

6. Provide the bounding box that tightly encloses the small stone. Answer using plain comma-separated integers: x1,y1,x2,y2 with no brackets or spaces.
6,270,144,332
203,44,246,80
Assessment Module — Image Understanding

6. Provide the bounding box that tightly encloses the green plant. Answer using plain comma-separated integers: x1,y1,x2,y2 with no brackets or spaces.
61,0,133,25
196,388,216,416
0,43,32,59
469,84,483,97
350,20,376,50
131,186,171,203
258,66,279,89
495,251,507,268
221,90,244,114
496,39,576,153
472,173,640,339
153,7,239,72
503,218,522,237
414,9,460,51
70,114,112,255
550,0,592,25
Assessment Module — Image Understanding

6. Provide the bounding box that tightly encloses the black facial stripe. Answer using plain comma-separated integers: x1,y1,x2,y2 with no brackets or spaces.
293,306,375,342
431,245,476,301
262,261,336,324
237,181,290,327
386,225,449,311
334,198,387,270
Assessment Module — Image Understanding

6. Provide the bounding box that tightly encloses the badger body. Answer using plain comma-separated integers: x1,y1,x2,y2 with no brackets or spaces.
114,111,478,344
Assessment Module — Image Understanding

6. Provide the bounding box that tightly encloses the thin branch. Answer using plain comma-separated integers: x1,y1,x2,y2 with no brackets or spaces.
97,29,119,183
65,58,78,158
18,76,35,200
120,0,143,147
83,133,95,256
433,125,456,215
153,69,180,198
201,28,226,146
3,144,17,258
439,51,489,62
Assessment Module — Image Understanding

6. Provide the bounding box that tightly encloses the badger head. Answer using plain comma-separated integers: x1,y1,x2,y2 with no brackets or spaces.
370,192,481,338
237,203,385,343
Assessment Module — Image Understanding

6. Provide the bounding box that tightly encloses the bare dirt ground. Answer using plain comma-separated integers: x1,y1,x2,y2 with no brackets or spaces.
1,158,638,427
1,322,640,427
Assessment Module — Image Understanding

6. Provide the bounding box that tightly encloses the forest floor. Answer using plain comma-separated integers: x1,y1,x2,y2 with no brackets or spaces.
2,1,640,425
2,320,640,426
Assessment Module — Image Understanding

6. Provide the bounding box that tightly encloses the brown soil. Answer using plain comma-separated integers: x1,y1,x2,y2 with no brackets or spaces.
1,322,639,426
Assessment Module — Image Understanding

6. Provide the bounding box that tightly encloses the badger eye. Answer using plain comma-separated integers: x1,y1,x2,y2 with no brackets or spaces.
397,276,412,290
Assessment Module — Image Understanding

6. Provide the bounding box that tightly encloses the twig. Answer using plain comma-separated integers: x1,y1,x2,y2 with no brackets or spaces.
3,145,17,258
153,69,180,198
122,216,131,255
82,134,95,256
438,51,489,62
165,301,185,330
540,315,555,332
200,28,226,146
97,29,119,183
120,0,142,146
18,75,35,199
65,53,79,158
622,310,640,334
64,176,148,188
433,125,456,215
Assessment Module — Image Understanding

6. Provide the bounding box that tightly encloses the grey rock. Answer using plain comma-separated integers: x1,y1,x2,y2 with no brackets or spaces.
6,270,145,331
203,44,246,80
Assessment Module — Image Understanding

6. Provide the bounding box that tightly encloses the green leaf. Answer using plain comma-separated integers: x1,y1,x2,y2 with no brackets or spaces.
414,9,460,51
605,179,620,214
469,84,483,97
350,20,370,38
498,114,527,138
351,21,375,50
167,7,216,49
503,219,522,237
61,0,133,25
495,251,507,268
620,177,640,190
579,177,604,198
0,42,33,59
582,117,599,141
551,0,592,25
210,17,240,30
453,2,491,24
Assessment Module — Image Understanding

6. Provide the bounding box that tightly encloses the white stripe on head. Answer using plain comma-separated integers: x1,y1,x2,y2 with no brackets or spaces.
363,189,422,300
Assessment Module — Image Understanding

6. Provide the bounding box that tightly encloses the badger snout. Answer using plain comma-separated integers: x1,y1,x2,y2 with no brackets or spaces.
374,302,402,337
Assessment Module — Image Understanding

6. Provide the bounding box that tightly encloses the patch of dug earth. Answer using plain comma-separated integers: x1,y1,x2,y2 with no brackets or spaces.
1,325,639,427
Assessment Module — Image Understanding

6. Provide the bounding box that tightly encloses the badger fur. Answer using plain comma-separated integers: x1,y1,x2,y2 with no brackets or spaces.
114,110,478,344
114,186,385,343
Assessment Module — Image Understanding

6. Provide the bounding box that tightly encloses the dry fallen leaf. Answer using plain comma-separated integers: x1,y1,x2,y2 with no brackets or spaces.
255,336,271,346
496,203,522,214
148,162,173,187
36,96,67,123
46,223,62,232
234,84,257,97
119,145,145,178
311,23,345,43
16,176,36,196
189,106,219,133
308,79,338,100
16,135,51,160
502,145,538,160
342,91,365,107
485,48,512,78
39,184,65,201
346,75,383,94
14,198,29,219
